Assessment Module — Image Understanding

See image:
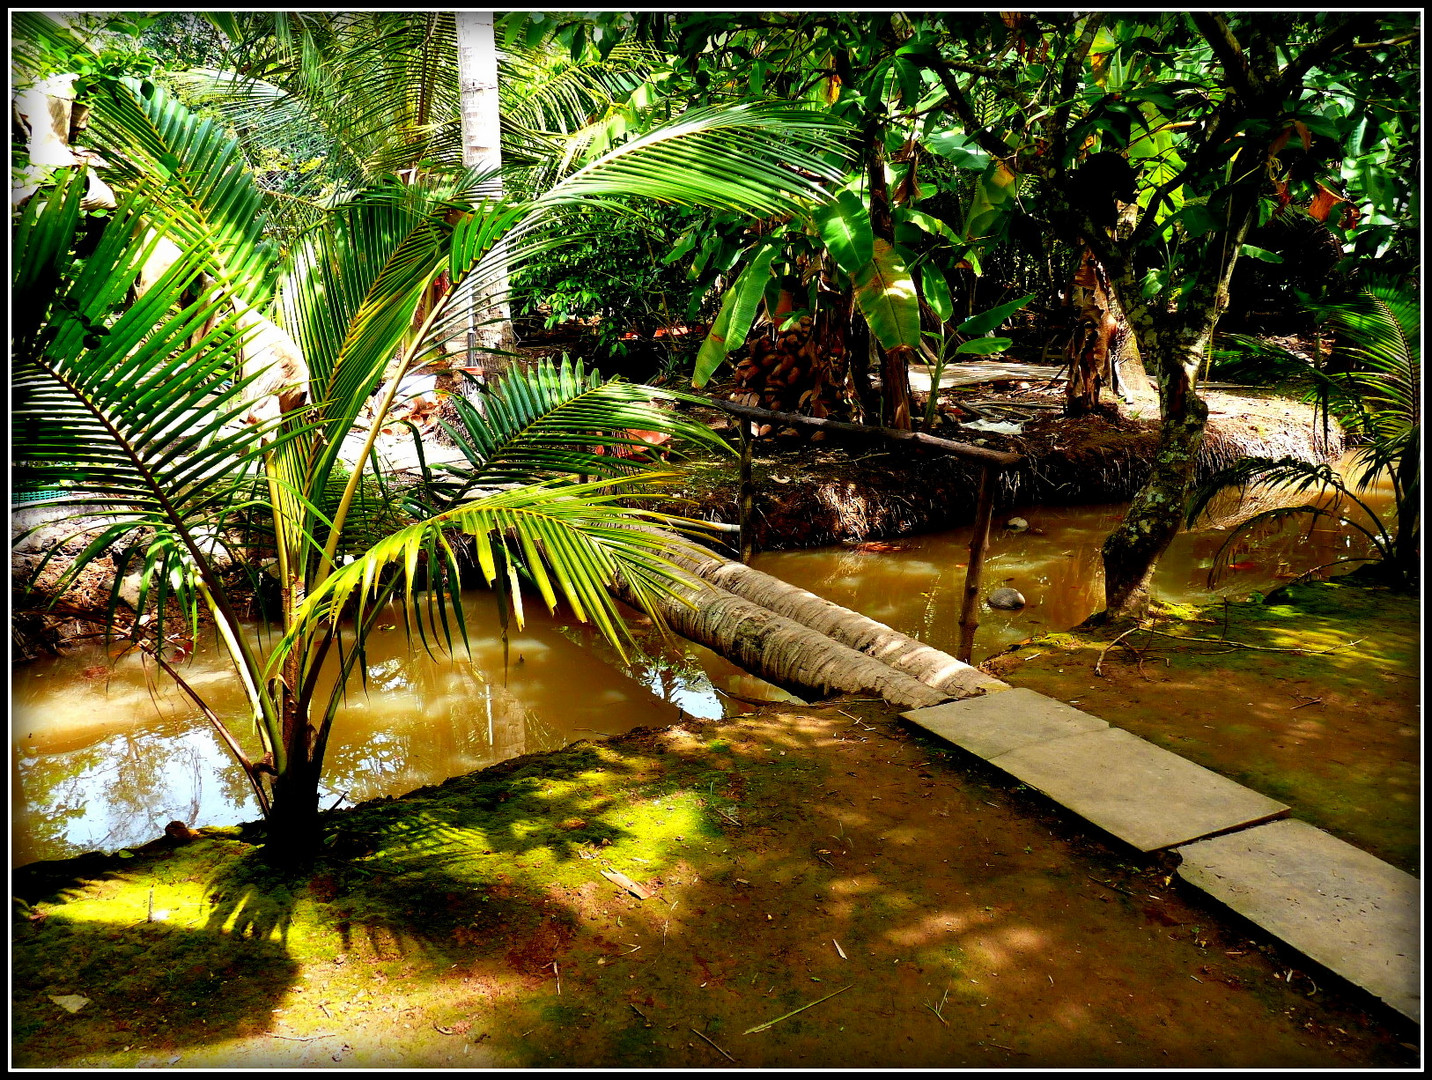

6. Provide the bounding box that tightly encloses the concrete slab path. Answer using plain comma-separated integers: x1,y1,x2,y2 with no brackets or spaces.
903,688,1289,851
901,686,1419,1028
1178,820,1421,1025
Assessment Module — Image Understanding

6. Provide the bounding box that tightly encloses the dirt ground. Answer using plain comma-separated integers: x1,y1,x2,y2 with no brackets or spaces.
12,582,1421,1070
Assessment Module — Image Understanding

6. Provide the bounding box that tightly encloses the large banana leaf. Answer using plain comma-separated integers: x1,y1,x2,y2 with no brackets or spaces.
850,238,921,353
692,244,781,388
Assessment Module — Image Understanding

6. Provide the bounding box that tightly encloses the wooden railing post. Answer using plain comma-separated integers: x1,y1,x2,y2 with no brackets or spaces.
738,420,755,563
957,463,997,664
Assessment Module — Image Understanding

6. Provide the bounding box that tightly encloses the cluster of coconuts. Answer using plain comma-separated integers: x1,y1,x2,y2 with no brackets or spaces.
728,315,839,420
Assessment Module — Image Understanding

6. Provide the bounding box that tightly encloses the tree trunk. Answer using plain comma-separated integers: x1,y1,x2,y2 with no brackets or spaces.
264,758,321,866
455,11,516,378
614,572,952,710
615,528,1004,705
1100,332,1210,615
674,548,1006,698
1097,162,1261,617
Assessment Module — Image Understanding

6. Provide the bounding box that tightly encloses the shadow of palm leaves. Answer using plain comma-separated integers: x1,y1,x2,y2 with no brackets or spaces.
306,740,673,963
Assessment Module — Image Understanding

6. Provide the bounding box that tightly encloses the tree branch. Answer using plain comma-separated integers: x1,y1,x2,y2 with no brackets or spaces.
926,58,1013,161
1190,13,1262,101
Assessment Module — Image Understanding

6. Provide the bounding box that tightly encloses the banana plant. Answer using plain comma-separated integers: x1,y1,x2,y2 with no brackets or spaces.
12,75,846,864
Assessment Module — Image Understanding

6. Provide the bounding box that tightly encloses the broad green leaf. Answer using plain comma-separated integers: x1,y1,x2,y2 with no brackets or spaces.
955,336,1012,355
922,129,990,171
956,293,1035,337
851,238,919,353
814,189,873,277
693,244,779,387
1177,201,1219,238
1240,243,1284,264
918,262,953,322
898,207,960,244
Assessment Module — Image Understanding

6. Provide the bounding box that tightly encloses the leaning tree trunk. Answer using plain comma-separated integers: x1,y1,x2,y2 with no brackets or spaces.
668,544,1005,698
1099,330,1211,615
1094,133,1264,618
455,11,516,378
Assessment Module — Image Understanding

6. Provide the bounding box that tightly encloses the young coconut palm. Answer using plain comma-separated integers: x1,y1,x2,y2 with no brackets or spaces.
1188,279,1420,589
12,75,849,863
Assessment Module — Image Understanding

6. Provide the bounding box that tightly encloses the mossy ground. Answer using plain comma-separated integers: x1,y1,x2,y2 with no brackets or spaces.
984,578,1421,874
13,686,1418,1068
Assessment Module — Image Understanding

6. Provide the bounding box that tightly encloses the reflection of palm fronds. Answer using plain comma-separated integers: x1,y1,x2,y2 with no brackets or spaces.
1198,278,1418,585
1187,457,1397,588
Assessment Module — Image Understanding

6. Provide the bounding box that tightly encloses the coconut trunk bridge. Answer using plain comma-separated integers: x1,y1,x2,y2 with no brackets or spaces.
613,401,1021,710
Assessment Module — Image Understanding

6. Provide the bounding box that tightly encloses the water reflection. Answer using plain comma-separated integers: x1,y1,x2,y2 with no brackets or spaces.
11,471,1394,865
754,474,1395,664
11,595,769,865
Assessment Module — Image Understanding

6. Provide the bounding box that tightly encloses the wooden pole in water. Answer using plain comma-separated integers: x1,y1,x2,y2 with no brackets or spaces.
738,420,756,563
957,464,997,663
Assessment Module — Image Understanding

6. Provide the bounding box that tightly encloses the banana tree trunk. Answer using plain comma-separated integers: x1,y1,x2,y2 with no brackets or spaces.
864,117,912,430
456,10,516,374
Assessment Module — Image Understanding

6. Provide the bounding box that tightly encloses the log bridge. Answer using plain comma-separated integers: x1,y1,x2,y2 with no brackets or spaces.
612,403,1021,710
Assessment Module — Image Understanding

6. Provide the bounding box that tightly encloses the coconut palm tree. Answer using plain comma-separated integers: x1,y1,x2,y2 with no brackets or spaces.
12,71,848,864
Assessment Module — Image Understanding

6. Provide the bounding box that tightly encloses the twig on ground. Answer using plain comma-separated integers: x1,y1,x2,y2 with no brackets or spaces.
1139,629,1363,654
1095,625,1145,676
743,985,853,1034
692,1028,737,1062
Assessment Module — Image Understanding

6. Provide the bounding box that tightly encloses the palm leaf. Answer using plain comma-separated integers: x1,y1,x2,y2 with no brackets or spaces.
539,102,848,216
11,170,307,741
269,477,715,675
84,76,276,308
423,356,732,508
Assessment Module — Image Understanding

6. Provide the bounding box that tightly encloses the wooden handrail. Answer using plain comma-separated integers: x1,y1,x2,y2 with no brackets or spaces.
710,398,1023,664
710,400,1023,468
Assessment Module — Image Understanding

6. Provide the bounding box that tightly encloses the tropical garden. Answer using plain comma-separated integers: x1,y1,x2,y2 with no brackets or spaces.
9,10,1421,1069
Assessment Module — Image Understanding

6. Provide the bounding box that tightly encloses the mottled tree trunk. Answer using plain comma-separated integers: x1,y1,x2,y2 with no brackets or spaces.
1099,332,1210,614
1099,184,1259,617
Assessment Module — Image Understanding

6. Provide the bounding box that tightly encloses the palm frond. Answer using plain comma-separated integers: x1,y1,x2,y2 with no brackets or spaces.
84,76,276,307
269,476,714,675
1203,504,1390,589
541,101,849,216
11,171,304,639
421,356,732,508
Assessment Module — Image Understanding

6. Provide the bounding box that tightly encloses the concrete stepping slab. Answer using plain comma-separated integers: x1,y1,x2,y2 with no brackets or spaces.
902,686,1108,759
1176,819,1420,1025
903,690,1289,852
989,728,1290,852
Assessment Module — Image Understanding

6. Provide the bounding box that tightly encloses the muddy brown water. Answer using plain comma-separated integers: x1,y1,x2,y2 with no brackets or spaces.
11,479,1395,866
